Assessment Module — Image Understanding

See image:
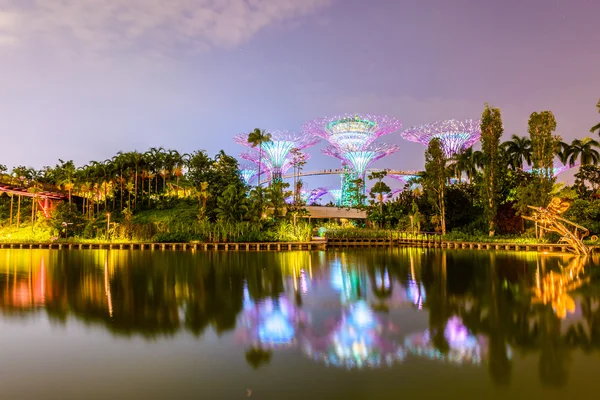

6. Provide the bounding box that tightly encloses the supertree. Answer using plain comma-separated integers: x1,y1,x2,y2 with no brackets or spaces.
304,114,401,206
400,119,482,158
235,131,319,184
327,189,343,206
239,165,258,185
323,143,400,205
285,187,328,205
303,113,401,152
240,149,312,185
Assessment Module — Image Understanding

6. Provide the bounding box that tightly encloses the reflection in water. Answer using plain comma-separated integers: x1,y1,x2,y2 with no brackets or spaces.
1,248,600,390
404,316,490,365
533,256,589,319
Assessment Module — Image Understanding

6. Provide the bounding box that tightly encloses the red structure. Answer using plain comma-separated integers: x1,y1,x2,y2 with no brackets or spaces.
0,183,67,217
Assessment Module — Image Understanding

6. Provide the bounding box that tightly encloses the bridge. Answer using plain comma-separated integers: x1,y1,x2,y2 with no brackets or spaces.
0,183,68,217
260,168,420,185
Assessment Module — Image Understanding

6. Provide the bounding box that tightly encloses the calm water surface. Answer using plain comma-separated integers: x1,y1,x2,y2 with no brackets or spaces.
1,248,599,399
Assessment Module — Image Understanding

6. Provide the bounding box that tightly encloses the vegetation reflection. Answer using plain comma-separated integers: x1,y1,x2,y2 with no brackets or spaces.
0,249,599,387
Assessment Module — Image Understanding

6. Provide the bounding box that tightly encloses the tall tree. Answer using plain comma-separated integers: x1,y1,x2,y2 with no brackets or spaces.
501,134,531,170
528,111,558,207
367,170,390,220
481,103,504,236
246,129,272,187
590,98,600,137
567,137,600,167
423,138,447,234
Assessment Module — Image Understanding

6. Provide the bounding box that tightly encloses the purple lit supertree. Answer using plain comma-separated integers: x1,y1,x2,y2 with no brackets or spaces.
239,165,258,185
240,149,312,184
285,187,328,205
304,114,401,206
400,119,482,158
235,131,319,184
303,113,401,152
525,161,578,177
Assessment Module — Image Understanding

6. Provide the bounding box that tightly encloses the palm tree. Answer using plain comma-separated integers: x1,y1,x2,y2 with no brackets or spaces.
590,99,600,137
501,135,532,170
247,128,272,187
555,141,571,166
567,137,600,167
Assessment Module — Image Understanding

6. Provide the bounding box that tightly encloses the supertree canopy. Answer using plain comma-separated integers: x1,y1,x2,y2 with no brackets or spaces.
239,165,258,185
400,119,482,158
322,143,400,178
234,131,319,183
285,187,328,205
303,114,401,152
327,189,343,206
240,149,312,184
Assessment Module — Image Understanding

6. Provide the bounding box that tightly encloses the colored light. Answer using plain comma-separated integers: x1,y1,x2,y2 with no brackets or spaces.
525,161,577,177
304,113,402,152
258,310,295,345
401,119,482,157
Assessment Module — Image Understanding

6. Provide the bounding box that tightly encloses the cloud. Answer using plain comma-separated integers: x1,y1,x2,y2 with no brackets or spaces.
0,0,331,55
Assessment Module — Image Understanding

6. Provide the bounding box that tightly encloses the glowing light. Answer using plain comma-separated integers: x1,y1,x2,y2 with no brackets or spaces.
239,166,258,185
388,174,420,184
322,143,400,176
401,119,481,157
258,310,295,345
303,113,401,152
235,131,318,182
328,189,343,206
525,161,577,177
348,300,376,330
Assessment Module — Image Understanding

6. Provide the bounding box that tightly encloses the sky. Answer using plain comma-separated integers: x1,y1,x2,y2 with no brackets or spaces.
0,0,599,187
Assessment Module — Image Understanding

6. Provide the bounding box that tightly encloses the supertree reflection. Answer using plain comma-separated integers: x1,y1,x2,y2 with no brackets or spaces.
403,316,506,365
239,285,307,348
303,261,404,369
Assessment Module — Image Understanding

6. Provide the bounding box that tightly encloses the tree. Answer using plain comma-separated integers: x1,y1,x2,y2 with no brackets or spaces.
247,128,272,187
528,111,559,207
529,111,558,181
367,170,390,223
423,138,447,234
289,148,307,205
481,104,504,236
590,98,600,136
501,134,531,170
566,137,600,167
215,184,248,223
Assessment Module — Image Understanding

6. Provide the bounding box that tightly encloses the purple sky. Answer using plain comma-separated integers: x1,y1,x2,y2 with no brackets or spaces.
0,0,598,186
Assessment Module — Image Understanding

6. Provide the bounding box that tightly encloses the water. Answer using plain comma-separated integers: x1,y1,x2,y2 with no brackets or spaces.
0,248,599,400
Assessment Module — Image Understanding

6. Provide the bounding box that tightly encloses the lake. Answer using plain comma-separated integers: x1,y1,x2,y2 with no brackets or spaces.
0,248,599,399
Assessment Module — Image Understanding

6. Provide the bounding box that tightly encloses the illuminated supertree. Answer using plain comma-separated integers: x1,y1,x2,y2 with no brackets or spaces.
322,143,400,204
327,189,343,206
235,131,319,184
303,113,401,152
285,187,328,205
525,161,578,177
400,119,482,158
304,114,401,206
239,165,258,185
240,149,312,184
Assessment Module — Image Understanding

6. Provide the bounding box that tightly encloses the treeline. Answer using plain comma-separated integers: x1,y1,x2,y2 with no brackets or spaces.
366,101,600,237
0,146,310,242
